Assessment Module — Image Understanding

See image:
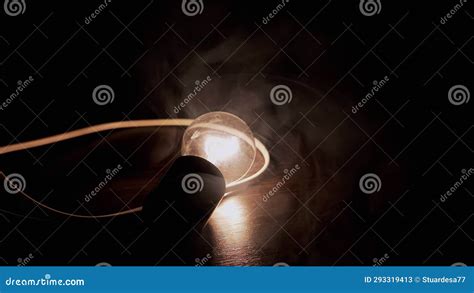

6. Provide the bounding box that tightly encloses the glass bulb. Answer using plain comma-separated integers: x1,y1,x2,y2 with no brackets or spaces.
181,112,256,184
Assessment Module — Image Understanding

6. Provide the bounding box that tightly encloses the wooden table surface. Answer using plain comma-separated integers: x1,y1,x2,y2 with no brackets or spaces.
0,93,399,266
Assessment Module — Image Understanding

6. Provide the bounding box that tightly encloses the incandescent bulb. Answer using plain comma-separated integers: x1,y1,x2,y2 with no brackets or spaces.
181,112,257,184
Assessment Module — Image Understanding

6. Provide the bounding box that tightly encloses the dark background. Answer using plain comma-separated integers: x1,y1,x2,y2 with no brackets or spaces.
0,0,472,265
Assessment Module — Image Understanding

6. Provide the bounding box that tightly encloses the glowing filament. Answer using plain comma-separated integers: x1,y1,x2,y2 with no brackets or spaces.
204,135,240,165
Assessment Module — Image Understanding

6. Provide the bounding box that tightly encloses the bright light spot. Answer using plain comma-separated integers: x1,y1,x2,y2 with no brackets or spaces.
214,196,245,224
204,135,240,166
209,195,253,258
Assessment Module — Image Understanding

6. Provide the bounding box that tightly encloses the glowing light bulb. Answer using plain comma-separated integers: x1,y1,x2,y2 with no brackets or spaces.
181,112,257,184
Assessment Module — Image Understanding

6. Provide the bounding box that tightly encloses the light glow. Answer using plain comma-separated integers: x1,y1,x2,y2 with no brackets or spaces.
204,135,240,166
214,196,245,224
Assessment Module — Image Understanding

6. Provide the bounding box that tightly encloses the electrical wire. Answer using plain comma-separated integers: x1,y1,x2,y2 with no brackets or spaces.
0,119,269,219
